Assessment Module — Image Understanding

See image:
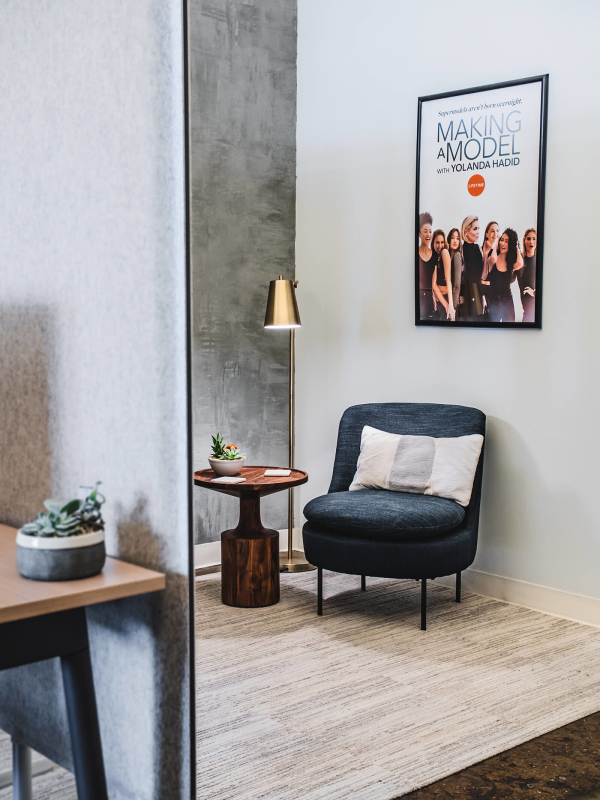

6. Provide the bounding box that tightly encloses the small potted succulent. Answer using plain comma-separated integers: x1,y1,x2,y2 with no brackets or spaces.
16,482,106,581
208,433,246,476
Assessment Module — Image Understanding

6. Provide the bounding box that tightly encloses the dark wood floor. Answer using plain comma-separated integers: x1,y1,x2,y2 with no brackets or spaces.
398,711,600,799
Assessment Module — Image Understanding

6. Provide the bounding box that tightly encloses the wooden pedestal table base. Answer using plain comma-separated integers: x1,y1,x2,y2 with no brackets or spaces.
193,466,308,608
221,496,279,607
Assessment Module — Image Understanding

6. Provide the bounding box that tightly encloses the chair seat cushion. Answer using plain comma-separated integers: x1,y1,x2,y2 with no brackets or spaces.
303,490,465,540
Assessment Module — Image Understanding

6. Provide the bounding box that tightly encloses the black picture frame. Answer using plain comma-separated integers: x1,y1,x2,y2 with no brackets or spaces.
415,74,548,329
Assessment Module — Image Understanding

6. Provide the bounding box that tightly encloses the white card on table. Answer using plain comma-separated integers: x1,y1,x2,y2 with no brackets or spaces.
211,476,246,483
264,469,291,477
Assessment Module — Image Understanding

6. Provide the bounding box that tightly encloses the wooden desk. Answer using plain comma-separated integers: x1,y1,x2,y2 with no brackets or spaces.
0,524,165,624
0,524,166,800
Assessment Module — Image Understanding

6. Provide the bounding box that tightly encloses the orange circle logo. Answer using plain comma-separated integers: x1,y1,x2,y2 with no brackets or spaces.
468,174,485,196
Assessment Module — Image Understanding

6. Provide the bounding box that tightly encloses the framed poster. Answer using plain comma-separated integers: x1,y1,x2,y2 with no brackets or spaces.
415,75,548,328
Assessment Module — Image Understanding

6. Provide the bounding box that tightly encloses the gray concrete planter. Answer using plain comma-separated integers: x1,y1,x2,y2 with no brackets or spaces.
16,529,106,581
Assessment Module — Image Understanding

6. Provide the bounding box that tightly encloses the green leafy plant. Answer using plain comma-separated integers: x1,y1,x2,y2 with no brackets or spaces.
19,482,106,538
210,433,245,461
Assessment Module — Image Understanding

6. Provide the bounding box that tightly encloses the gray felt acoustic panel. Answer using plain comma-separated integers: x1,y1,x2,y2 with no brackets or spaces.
0,2,192,798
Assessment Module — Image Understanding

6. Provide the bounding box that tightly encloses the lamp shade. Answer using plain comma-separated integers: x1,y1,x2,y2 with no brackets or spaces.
264,275,301,328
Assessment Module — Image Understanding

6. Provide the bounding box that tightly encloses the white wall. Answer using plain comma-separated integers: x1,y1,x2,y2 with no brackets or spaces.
296,0,600,604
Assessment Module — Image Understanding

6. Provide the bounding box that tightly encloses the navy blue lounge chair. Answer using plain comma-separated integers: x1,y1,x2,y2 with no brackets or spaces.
302,403,486,630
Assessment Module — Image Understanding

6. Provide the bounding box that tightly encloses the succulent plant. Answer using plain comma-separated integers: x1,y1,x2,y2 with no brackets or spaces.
210,433,245,461
76,482,106,532
19,482,106,538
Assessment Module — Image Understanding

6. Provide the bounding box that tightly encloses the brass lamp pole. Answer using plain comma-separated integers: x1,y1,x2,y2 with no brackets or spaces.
264,276,316,572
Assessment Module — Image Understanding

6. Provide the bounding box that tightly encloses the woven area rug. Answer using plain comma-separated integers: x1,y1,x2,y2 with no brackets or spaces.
3,573,600,800
0,731,75,800
196,571,600,800
0,767,76,800
0,732,11,776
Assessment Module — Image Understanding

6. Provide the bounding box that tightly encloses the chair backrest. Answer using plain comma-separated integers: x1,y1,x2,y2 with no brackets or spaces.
328,403,486,534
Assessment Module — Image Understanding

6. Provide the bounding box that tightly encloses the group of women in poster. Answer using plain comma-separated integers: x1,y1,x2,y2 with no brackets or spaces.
418,213,537,323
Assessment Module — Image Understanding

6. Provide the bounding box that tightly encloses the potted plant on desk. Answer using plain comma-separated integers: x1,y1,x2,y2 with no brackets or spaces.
208,433,246,476
16,482,106,581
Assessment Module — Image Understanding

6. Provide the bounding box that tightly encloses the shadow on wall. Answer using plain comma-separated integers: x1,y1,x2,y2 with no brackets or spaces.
478,416,548,575
478,416,537,559
0,306,54,526
115,494,165,570
479,416,598,583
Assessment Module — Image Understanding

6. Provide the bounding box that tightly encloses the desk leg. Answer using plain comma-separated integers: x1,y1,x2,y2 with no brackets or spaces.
12,740,32,800
61,646,108,800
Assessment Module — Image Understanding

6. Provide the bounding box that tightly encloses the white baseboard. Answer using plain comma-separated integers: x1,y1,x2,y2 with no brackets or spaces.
194,528,304,569
194,540,221,569
437,569,600,629
194,538,600,629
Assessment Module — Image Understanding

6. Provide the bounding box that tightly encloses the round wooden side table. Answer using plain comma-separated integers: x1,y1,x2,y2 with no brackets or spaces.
193,466,308,608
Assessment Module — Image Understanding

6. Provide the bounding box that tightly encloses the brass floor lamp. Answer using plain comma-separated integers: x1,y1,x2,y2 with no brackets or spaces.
264,276,316,573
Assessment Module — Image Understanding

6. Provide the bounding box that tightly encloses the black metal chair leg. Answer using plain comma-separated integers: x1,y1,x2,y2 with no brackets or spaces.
456,571,461,603
361,575,366,591
317,567,323,616
12,740,32,800
421,578,427,631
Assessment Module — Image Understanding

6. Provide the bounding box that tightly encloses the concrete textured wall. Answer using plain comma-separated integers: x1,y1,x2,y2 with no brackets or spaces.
189,0,298,543
0,3,192,799
296,0,600,601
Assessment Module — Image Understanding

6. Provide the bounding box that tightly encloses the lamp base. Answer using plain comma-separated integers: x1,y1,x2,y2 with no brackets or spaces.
279,550,317,573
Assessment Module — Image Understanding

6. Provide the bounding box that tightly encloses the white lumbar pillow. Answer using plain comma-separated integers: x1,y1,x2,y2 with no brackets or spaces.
349,425,483,507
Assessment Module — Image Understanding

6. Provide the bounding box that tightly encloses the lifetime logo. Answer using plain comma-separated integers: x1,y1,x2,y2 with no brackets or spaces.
468,175,485,196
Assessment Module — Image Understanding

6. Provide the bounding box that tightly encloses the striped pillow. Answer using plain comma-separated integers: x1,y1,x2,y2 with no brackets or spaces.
349,425,483,507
